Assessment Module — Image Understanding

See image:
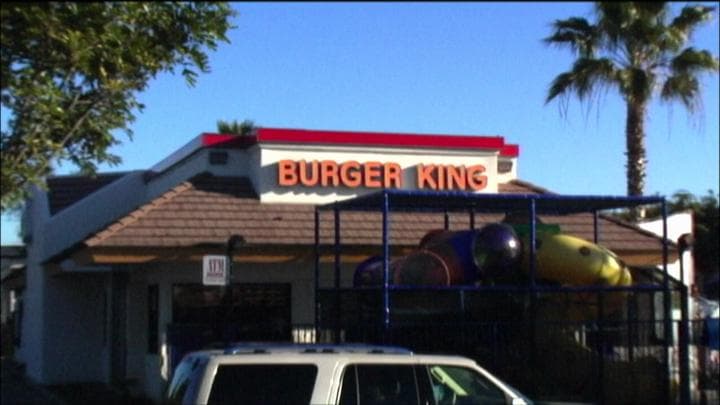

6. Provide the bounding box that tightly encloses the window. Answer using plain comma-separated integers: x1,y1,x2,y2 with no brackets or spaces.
147,284,159,354
12,291,23,346
339,365,358,405
340,364,419,405
427,365,506,405
172,283,291,341
207,364,317,405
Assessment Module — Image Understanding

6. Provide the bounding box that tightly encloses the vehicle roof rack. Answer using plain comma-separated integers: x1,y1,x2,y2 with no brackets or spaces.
223,343,413,355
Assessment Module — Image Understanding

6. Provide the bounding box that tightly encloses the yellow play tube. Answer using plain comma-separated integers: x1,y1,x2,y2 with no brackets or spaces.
521,232,632,288
519,232,632,318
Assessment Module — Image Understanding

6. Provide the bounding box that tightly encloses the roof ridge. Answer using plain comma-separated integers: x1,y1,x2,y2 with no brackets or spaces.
47,171,134,181
85,180,194,246
506,179,556,195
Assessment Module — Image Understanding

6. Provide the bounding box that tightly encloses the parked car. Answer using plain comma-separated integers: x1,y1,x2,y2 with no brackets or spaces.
165,343,532,404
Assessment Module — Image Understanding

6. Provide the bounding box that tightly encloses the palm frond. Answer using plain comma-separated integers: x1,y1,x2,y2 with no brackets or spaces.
544,17,598,57
661,74,700,112
595,2,631,50
666,5,716,51
634,2,667,18
670,5,716,36
618,68,654,104
671,47,720,74
546,57,617,103
216,119,256,136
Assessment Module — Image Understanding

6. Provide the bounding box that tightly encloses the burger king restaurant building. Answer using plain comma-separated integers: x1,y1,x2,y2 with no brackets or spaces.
15,127,681,401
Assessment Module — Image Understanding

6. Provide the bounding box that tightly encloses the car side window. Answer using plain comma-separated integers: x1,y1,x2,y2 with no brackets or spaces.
339,364,358,405
207,364,317,405
340,364,420,405
426,365,506,405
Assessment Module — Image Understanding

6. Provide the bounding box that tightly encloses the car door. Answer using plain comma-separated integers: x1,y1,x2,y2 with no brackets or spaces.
425,364,507,404
338,363,425,405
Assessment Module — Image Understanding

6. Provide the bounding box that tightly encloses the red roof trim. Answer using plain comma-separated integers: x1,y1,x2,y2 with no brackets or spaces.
255,128,505,150
201,133,257,148
500,144,519,157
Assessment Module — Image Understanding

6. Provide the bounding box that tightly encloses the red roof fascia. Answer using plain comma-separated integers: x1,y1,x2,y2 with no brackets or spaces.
255,128,505,150
201,133,257,148
500,144,519,157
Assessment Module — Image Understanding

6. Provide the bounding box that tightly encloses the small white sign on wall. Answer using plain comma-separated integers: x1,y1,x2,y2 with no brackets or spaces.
202,255,228,286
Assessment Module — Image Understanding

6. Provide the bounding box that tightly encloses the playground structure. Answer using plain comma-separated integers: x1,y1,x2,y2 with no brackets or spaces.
314,190,692,404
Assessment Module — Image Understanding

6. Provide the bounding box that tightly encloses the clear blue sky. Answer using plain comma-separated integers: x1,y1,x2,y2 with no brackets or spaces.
2,2,719,245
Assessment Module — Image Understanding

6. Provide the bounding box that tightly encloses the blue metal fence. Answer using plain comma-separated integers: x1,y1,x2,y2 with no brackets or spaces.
313,190,687,404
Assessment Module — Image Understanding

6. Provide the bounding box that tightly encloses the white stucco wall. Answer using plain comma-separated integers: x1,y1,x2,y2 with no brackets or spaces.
17,186,50,383
42,273,109,383
637,212,694,286
497,156,518,185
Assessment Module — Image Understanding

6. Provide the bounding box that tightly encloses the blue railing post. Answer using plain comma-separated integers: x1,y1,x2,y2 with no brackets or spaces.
528,197,538,383
529,198,537,289
382,191,391,336
334,204,341,343
661,199,673,404
593,210,599,244
314,208,320,335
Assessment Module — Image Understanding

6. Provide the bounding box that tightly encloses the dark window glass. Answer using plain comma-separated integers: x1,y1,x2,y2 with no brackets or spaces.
428,365,506,405
208,364,317,405
12,291,23,346
147,284,159,353
355,364,419,405
339,365,358,405
172,283,291,341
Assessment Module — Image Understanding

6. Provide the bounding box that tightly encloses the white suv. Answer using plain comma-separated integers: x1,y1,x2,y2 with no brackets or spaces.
165,343,532,405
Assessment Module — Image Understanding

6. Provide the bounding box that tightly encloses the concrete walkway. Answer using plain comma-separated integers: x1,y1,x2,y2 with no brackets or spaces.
2,356,156,405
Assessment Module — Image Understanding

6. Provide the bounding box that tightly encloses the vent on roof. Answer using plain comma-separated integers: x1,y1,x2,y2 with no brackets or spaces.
209,151,229,165
498,160,513,174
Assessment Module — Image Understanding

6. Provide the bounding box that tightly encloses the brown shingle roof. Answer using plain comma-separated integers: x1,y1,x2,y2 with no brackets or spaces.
498,180,552,194
81,174,664,253
47,172,128,215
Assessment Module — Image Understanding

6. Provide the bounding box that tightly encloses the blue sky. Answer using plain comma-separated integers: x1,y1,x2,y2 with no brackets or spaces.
2,2,719,245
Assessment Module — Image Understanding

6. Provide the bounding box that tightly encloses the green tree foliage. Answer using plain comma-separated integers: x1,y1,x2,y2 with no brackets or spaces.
216,119,256,137
1,2,236,210
612,190,719,294
664,190,719,289
544,2,719,200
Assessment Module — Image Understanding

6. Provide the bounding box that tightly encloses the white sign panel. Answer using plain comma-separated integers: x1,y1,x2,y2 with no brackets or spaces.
203,255,228,286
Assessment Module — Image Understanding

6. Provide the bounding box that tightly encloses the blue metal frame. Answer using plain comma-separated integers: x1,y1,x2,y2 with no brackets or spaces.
314,189,681,403
316,188,666,293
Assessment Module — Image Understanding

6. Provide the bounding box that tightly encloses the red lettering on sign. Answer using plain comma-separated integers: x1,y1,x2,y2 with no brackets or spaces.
467,164,487,190
299,160,319,186
364,162,383,188
277,160,489,191
417,164,437,189
278,160,297,186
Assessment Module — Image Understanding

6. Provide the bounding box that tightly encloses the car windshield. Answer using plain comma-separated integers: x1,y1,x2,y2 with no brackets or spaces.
429,365,507,404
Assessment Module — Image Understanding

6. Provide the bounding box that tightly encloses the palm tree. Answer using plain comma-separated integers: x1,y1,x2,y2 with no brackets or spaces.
545,2,718,199
217,119,256,136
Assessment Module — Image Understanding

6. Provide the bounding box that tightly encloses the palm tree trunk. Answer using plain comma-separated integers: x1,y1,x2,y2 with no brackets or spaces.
625,101,647,197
